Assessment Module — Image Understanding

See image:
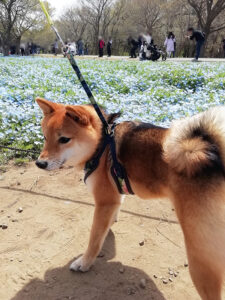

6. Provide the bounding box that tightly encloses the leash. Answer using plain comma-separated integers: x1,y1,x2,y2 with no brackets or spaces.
38,1,134,195
39,0,109,131
0,145,39,154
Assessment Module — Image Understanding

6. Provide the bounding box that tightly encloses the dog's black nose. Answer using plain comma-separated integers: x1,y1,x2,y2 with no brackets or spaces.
35,160,48,169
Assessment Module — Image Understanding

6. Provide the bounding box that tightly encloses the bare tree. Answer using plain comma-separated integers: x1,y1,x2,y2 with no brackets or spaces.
129,0,163,34
105,0,129,53
59,7,87,42
80,0,114,51
0,0,43,55
11,0,224,57
57,0,127,54
187,0,225,43
161,0,196,56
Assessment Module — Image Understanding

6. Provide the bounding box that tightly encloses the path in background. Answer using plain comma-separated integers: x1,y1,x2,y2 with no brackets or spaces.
37,54,225,63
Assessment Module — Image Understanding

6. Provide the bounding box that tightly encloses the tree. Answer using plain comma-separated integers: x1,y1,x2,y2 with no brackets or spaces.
58,7,88,43
80,0,114,52
187,0,225,46
161,0,196,57
129,0,163,34
57,0,127,54
0,0,43,55
24,1,55,52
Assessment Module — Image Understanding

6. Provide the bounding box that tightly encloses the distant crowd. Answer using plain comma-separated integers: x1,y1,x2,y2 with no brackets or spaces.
5,27,225,59
94,28,225,61
126,28,225,61
127,28,205,62
61,37,112,58
55,39,89,57
96,28,206,61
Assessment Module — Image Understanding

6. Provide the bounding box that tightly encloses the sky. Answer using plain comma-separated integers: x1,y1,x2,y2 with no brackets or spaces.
48,0,79,17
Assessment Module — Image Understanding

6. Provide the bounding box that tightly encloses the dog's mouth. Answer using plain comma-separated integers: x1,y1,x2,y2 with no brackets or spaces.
35,159,66,170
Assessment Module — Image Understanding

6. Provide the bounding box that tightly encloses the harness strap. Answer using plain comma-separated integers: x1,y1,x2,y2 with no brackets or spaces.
39,1,133,195
84,137,109,183
110,166,134,195
108,126,134,194
84,124,134,195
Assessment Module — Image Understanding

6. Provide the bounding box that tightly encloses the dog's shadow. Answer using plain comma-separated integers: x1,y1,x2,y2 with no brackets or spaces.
11,230,166,300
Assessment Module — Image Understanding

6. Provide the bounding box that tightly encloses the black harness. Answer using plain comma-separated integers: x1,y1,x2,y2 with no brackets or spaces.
39,21,133,194
84,123,134,195
69,56,134,194
39,2,134,195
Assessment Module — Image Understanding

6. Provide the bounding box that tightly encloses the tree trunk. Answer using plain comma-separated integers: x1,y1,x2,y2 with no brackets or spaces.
94,31,99,55
2,31,12,56
201,27,210,58
15,36,21,55
3,43,10,56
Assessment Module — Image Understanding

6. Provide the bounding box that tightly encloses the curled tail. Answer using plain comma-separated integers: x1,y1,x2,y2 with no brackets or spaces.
163,107,225,177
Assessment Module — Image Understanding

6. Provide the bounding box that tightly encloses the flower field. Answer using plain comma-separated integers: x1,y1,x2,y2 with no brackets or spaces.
0,56,225,163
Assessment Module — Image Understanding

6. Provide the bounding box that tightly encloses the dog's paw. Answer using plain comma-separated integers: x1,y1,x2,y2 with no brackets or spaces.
69,256,92,272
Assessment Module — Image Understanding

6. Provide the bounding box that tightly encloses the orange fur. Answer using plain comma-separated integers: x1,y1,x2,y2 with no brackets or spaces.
36,98,225,300
164,137,212,177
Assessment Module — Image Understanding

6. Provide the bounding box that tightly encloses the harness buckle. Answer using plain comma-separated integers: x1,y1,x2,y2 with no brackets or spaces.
104,124,115,137
104,126,110,136
109,126,115,137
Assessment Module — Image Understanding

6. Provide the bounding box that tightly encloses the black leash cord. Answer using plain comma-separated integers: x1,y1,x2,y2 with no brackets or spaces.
0,145,39,154
45,11,110,131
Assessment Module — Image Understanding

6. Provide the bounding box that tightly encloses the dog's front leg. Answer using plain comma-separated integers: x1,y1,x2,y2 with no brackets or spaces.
70,202,120,272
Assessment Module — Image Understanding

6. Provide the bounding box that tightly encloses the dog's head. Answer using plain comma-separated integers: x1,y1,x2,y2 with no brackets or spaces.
35,98,102,170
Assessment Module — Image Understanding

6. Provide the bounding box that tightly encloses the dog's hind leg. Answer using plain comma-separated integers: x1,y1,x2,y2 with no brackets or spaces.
186,249,223,300
173,192,225,300
114,195,125,222
70,191,121,272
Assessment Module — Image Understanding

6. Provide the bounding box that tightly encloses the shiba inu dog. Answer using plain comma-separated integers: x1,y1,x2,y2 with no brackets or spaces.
36,97,225,300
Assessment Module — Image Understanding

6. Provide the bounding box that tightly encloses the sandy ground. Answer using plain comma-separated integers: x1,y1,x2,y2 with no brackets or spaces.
0,162,224,300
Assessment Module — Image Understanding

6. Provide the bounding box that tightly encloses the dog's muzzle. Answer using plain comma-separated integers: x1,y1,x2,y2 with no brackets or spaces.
36,160,48,169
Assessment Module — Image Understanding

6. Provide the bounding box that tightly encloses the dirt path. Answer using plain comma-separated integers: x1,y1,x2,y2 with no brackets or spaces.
38,53,225,62
0,162,223,300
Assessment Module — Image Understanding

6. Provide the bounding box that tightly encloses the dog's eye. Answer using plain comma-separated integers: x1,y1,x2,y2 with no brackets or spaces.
59,137,71,144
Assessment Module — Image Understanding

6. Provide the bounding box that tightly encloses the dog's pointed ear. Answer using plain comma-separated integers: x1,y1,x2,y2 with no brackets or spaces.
36,98,57,115
65,105,90,126
107,112,121,124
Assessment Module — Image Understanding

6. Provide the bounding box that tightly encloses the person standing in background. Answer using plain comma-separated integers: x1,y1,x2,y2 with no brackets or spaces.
172,33,176,57
186,27,205,62
99,37,105,57
77,39,83,56
222,38,225,58
107,38,112,57
138,34,144,54
31,42,35,55
54,39,58,55
20,43,25,56
28,42,32,55
164,32,176,58
84,43,89,55
128,36,138,58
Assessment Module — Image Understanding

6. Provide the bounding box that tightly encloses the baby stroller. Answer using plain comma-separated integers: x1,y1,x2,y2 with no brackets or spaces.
139,41,167,61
